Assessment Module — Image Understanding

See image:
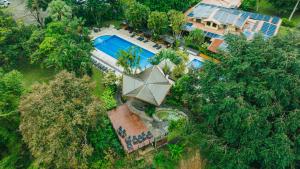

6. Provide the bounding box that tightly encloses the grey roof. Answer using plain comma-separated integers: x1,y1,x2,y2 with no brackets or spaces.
122,66,172,106
190,4,248,28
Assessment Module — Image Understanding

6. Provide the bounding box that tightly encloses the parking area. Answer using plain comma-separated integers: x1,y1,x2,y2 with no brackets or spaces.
3,0,45,25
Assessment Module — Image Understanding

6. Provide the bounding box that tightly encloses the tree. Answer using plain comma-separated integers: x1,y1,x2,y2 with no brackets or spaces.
0,70,31,169
184,29,205,50
137,0,196,12
240,0,257,11
268,0,299,15
168,10,186,39
147,11,169,39
125,2,150,29
177,33,300,168
19,71,102,169
149,49,188,65
26,0,51,26
289,0,300,21
0,11,34,71
47,0,72,21
117,47,141,74
30,19,93,76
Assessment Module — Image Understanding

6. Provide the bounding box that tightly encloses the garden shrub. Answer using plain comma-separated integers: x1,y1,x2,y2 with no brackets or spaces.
282,18,296,27
145,104,156,117
101,88,117,110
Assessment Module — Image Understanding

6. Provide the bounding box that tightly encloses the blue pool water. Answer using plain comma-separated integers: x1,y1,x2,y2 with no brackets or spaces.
94,35,155,68
189,59,203,69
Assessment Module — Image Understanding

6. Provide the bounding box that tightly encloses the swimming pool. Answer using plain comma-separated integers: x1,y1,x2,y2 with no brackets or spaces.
94,35,155,68
189,59,204,69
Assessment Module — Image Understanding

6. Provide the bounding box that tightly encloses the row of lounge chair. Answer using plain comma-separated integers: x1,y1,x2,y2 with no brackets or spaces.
92,58,110,72
128,31,161,49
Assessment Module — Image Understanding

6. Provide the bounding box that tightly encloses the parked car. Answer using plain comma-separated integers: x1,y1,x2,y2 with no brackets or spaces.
0,0,10,7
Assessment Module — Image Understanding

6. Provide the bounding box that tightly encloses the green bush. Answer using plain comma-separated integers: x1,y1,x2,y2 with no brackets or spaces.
168,144,184,160
101,88,117,110
145,105,156,117
282,18,296,27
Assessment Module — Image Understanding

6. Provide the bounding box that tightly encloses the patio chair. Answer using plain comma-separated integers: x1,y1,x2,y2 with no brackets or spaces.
130,32,136,37
156,45,162,50
132,136,138,145
137,37,144,41
138,135,143,143
125,136,131,144
153,44,158,48
143,39,149,43
146,131,153,139
127,142,133,150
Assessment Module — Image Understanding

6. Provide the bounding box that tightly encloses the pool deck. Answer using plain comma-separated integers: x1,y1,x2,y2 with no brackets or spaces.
90,26,165,75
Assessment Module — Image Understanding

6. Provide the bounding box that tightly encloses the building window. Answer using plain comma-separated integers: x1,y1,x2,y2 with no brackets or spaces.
212,23,217,28
196,19,202,23
207,22,211,26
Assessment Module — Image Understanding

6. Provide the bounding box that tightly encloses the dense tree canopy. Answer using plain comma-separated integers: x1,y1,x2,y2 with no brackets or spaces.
125,2,150,29
0,70,31,169
0,11,34,71
137,0,197,12
268,0,299,15
47,0,72,21
19,71,102,169
147,11,169,39
29,19,93,76
171,33,300,168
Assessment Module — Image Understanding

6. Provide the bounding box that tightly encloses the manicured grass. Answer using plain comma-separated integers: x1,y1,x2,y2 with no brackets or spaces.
18,64,57,89
18,64,105,98
91,66,105,98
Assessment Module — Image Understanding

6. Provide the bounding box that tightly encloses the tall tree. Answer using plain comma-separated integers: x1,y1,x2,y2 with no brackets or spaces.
268,0,299,15
289,0,300,21
0,70,31,169
184,29,205,50
26,0,51,26
174,33,300,168
0,11,34,71
147,11,169,39
168,10,186,39
125,2,150,29
47,0,72,21
30,19,93,76
19,71,102,169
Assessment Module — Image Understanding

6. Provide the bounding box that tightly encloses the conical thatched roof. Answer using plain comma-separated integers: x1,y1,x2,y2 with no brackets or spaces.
122,66,172,106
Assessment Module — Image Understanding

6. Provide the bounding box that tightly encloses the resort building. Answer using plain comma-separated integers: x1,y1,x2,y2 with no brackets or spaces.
184,3,282,53
201,0,242,8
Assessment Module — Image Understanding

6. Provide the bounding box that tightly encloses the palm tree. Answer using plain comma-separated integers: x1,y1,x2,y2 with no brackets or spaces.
117,47,141,75
289,0,300,21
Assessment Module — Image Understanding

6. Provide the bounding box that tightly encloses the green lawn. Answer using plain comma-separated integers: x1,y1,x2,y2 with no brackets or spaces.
91,67,105,98
18,64,57,89
18,64,105,97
